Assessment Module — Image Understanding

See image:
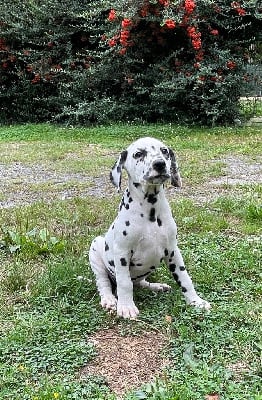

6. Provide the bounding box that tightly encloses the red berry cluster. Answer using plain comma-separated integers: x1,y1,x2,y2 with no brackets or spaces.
106,0,247,77
184,0,196,14
107,10,133,54
187,26,201,50
231,2,246,16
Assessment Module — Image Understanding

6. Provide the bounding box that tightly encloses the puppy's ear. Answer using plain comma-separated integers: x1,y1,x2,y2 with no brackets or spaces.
110,150,128,192
169,149,182,188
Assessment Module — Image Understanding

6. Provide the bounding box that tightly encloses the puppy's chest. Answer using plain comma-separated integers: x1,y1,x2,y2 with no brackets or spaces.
116,196,176,254
129,230,167,280
129,221,170,264
136,224,168,251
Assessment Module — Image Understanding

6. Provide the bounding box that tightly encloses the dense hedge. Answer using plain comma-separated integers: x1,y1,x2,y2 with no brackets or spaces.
0,0,261,125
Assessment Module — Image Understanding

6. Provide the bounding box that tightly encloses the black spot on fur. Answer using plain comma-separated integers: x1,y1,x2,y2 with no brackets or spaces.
126,191,130,197
130,261,135,267
133,182,140,188
157,218,162,227
147,193,158,204
123,231,127,236
150,266,156,270
112,224,115,230
120,150,128,164
173,273,181,286
173,272,178,281
140,213,144,218
109,260,115,267
120,257,127,266
105,242,109,251
169,263,176,272
170,251,174,258
179,266,186,271
164,249,169,256
125,221,130,226
182,286,187,292
149,208,156,222
136,263,142,266
119,198,125,210
129,197,133,203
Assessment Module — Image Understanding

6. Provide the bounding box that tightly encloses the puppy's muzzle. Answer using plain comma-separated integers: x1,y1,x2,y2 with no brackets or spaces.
144,159,170,183
153,160,167,173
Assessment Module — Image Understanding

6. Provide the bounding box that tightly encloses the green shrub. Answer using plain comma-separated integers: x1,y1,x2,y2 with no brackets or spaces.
0,0,105,123
99,0,261,125
0,0,261,125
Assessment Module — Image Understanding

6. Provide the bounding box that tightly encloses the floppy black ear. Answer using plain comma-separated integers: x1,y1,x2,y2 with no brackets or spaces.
110,150,128,192
169,149,182,188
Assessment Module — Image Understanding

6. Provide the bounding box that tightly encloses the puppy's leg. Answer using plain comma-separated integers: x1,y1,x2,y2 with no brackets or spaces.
169,246,211,309
116,274,139,318
89,236,117,311
135,279,171,292
113,250,139,319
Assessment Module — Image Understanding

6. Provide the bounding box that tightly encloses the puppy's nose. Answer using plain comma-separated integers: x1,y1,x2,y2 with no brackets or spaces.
153,160,166,173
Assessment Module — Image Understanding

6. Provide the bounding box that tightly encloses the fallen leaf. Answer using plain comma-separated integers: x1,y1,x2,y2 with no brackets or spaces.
165,315,172,323
205,393,220,400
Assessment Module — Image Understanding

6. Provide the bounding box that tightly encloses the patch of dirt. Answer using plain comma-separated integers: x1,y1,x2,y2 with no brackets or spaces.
174,155,262,204
209,156,261,186
81,327,169,397
0,155,261,208
227,361,250,375
0,162,112,208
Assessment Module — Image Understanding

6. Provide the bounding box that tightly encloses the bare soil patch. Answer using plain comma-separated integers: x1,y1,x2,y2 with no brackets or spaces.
0,162,111,208
82,327,169,397
176,155,262,204
0,155,261,208
209,155,261,186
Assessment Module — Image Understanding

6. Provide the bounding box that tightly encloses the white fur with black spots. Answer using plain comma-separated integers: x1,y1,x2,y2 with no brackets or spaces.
89,137,211,319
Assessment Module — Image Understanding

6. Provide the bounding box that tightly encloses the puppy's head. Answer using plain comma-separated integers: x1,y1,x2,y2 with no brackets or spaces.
110,137,182,191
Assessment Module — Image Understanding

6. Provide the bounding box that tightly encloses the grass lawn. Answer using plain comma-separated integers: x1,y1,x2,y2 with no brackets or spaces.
240,97,262,119
0,123,261,400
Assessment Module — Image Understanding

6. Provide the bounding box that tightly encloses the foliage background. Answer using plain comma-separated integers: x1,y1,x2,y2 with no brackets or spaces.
0,0,261,125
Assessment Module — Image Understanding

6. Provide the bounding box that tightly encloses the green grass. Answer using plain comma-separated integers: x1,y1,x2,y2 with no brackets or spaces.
0,124,261,400
240,98,262,119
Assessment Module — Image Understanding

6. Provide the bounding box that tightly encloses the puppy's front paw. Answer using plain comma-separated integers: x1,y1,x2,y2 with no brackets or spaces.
188,297,211,310
101,294,117,311
117,302,139,319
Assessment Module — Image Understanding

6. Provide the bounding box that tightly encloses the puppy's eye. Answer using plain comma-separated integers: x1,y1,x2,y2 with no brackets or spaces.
161,148,169,155
134,151,143,159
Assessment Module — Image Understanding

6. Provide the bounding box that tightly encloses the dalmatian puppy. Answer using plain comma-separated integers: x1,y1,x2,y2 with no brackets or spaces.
89,137,211,319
